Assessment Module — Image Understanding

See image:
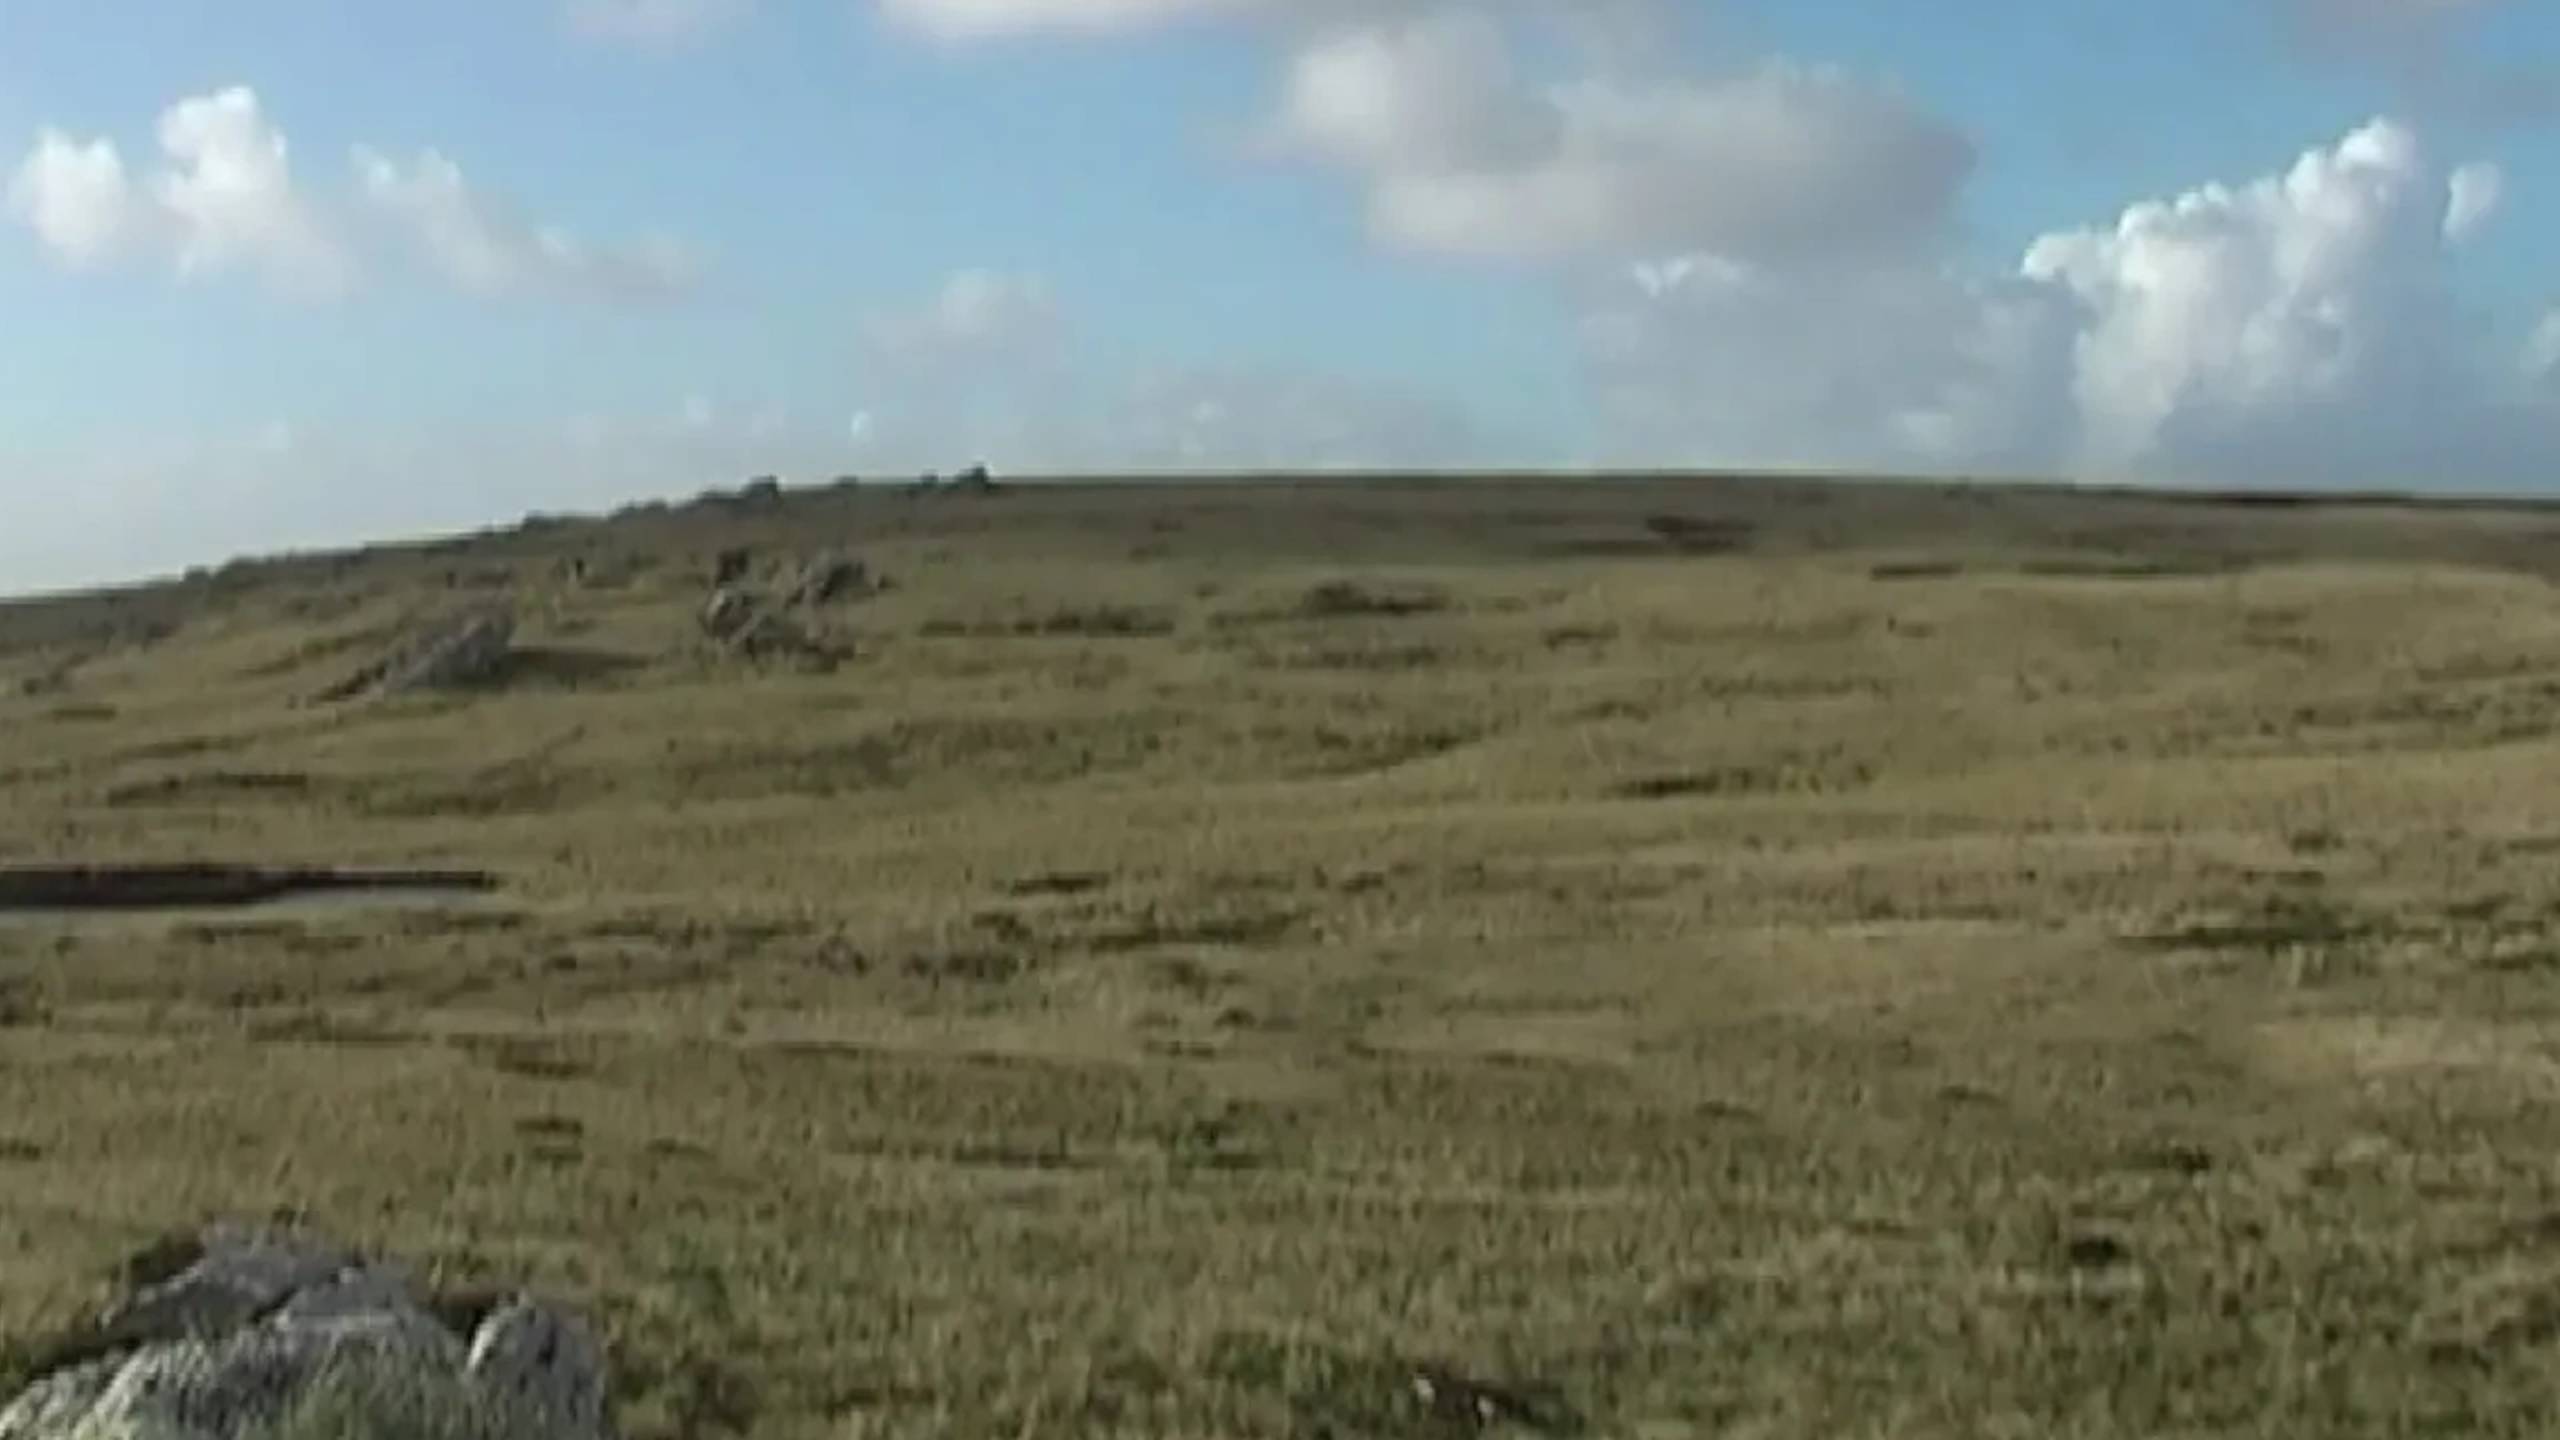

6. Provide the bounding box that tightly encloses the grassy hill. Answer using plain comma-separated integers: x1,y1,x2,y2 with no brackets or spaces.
9,472,2560,1437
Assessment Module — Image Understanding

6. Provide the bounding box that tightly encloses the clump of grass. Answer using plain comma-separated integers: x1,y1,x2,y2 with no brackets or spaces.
919,604,1176,639
245,1352,575,1440
1296,579,1450,620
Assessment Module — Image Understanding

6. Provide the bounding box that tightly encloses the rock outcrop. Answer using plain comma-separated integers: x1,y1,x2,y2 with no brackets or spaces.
786,551,875,608
699,586,760,644
318,609,516,702
378,611,515,695
0,1223,612,1440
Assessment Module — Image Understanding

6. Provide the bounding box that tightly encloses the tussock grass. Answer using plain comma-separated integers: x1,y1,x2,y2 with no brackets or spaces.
12,477,2560,1435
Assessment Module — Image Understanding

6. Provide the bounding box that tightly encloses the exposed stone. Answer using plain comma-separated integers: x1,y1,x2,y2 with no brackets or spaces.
314,609,516,703
377,610,515,696
0,1224,612,1440
700,586,760,643
787,551,874,608
466,1300,609,1438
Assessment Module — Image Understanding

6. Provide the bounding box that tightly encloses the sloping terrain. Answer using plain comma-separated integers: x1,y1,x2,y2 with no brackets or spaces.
10,474,2560,1437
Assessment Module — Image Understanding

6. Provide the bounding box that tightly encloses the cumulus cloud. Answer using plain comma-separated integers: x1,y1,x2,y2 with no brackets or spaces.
149,89,353,297
564,0,753,46
1581,257,2077,473
6,130,132,268
7,89,700,303
1589,117,2553,486
1272,18,1971,265
353,147,699,301
2531,311,2560,377
2019,119,2476,478
6,88,351,297
2444,160,2503,242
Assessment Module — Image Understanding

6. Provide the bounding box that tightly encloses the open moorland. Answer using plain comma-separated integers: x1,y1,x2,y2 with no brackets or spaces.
10,473,2560,1438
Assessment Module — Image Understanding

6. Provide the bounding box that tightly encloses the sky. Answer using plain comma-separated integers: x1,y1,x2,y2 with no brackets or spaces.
3,0,2559,594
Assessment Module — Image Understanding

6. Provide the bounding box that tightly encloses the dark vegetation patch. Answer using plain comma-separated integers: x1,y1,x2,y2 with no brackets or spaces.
2014,555,2252,580
103,770,314,807
1295,579,1452,620
1201,1333,1587,1440
461,1037,596,1082
1611,754,1878,801
1249,640,1456,673
1084,900,1304,954
1005,870,1112,898
1640,513,1756,555
918,604,1177,640
666,714,1180,798
1869,559,1966,580
476,645,653,690
901,947,1030,985
0,863,498,912
1540,623,1616,649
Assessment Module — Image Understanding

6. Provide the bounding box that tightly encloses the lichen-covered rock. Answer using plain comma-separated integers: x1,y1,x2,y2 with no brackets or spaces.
0,1226,613,1440
699,587,759,642
379,611,514,695
93,1225,354,1349
0,1360,118,1440
787,551,873,608
465,1300,608,1438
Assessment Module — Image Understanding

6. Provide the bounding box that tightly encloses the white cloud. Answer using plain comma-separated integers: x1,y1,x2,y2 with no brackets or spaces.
564,0,753,46
1273,18,1971,265
353,147,698,301
1585,117,2553,486
8,89,695,303
2019,119,2465,476
6,129,132,268
2527,310,2560,384
1275,10,1556,174
1580,257,2077,473
2444,160,2503,242
150,88,352,298
6,88,350,297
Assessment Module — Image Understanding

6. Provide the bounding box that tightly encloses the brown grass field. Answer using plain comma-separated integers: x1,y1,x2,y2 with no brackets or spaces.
9,473,2560,1437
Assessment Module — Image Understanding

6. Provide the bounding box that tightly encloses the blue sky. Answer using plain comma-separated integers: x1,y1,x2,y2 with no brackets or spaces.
3,0,2558,593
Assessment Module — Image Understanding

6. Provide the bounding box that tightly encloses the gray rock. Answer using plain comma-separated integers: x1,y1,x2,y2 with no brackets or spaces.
371,604,514,696
787,552,873,608
466,1300,608,1438
700,587,760,643
94,1224,352,1348
0,1360,119,1440
0,1226,613,1440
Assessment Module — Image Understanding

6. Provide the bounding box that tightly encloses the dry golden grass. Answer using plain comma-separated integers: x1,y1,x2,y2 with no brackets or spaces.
9,475,2560,1436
